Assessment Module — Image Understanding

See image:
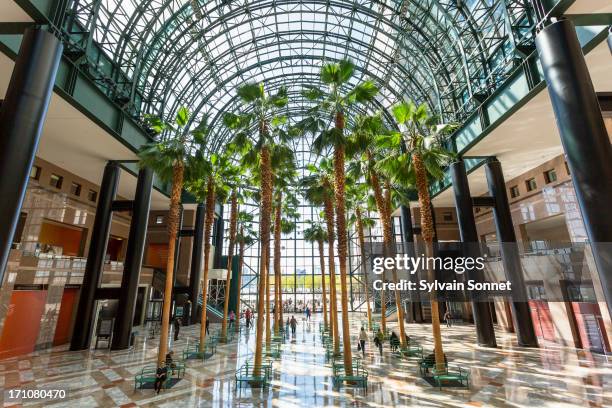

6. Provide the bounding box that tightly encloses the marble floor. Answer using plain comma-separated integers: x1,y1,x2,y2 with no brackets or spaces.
0,315,611,407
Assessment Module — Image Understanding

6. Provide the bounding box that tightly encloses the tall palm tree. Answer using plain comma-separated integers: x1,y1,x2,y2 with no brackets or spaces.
303,223,329,330
299,60,378,375
300,159,340,354
235,211,256,332
138,107,207,367
272,160,298,336
223,83,293,377
347,114,408,348
185,152,238,352
345,182,375,331
379,101,455,370
274,191,300,336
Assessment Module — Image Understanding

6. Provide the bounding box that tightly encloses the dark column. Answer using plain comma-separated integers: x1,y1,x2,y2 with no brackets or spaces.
536,19,612,319
485,158,538,347
450,160,497,347
71,161,120,350
188,203,205,325
111,168,153,350
213,207,225,268
400,205,423,323
608,26,611,54
0,28,63,285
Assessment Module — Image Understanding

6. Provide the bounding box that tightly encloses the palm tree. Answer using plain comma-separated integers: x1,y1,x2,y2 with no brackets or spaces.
345,182,375,331
347,114,408,348
235,211,256,332
185,152,238,352
379,101,455,370
276,195,299,330
303,223,329,330
271,158,298,336
300,159,340,354
138,107,207,367
299,59,378,375
223,82,293,376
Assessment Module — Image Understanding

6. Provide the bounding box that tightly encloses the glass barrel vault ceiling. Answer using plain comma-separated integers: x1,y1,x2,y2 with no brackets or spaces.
64,0,536,154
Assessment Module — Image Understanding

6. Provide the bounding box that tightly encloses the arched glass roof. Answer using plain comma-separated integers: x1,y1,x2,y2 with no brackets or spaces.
66,0,536,151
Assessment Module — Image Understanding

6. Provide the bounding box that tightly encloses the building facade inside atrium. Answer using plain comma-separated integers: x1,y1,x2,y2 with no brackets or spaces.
0,0,611,406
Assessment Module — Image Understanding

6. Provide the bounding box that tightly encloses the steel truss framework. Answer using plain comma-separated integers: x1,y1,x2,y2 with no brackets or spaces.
60,0,537,150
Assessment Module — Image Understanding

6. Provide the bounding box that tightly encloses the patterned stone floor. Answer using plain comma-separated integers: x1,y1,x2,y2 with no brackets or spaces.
0,315,611,407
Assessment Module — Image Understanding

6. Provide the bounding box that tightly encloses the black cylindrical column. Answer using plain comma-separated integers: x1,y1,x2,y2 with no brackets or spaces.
536,19,612,319
188,203,205,325
71,161,120,350
0,28,63,285
485,158,538,347
400,204,422,323
213,206,225,268
111,167,153,350
450,160,497,347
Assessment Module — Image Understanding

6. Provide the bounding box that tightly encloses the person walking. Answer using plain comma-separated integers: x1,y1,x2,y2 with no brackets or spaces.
154,362,168,394
358,327,368,357
205,316,210,335
444,310,452,328
374,328,384,356
305,306,311,321
290,316,297,336
245,308,252,328
229,310,235,330
173,317,181,341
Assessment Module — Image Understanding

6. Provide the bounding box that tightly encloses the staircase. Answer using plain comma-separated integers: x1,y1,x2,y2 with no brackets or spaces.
198,294,224,322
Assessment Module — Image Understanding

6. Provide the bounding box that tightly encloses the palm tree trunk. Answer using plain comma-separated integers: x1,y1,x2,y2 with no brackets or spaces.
221,191,238,339
157,162,184,367
379,183,407,349
333,138,353,376
318,239,328,330
254,145,272,376
235,226,245,333
265,255,271,346
274,195,282,335
413,152,445,370
323,193,340,353
369,169,387,332
355,207,373,330
199,176,215,353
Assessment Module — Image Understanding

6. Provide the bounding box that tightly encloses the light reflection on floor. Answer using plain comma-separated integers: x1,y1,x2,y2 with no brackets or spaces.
0,314,611,407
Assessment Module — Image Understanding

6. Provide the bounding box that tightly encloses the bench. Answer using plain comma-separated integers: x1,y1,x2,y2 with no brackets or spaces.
235,362,272,389
419,354,448,377
390,337,400,352
134,368,160,390
182,342,216,360
134,363,184,390
432,367,470,390
264,342,281,358
398,344,423,359
332,365,368,389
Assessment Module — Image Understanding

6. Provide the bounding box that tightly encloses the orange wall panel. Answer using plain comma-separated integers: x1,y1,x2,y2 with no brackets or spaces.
52,288,78,346
0,291,47,359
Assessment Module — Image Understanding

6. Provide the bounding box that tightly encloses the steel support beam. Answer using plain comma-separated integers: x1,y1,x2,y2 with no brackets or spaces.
536,19,612,320
111,167,153,350
450,160,497,348
400,204,423,323
188,203,205,325
0,28,62,285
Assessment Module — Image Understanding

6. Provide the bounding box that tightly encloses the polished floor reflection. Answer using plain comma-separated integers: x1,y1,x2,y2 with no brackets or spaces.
1,314,611,407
